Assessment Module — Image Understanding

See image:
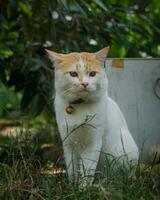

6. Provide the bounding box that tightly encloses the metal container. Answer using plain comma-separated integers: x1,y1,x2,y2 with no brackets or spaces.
107,59,160,160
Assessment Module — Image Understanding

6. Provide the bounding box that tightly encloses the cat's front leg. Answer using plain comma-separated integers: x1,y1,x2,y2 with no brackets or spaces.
79,139,102,187
63,145,79,183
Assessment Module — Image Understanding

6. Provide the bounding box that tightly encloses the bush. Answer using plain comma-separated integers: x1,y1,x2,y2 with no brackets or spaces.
0,0,160,115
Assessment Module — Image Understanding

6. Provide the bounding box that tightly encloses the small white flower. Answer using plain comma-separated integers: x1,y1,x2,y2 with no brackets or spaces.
133,5,139,10
106,22,113,28
43,41,53,48
65,15,72,21
52,11,59,19
89,39,97,46
140,51,147,57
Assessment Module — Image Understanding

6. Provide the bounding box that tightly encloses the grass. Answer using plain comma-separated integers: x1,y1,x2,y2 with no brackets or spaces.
0,127,160,200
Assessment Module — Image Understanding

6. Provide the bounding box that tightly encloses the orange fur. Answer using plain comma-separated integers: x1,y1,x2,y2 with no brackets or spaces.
46,47,109,75
60,52,103,73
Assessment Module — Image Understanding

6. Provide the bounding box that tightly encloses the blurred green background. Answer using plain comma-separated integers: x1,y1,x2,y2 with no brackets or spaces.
0,0,160,118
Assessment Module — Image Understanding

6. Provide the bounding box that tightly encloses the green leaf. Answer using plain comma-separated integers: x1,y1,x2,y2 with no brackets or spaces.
140,14,160,34
18,2,32,16
92,0,108,12
60,0,69,10
0,44,13,58
74,1,87,18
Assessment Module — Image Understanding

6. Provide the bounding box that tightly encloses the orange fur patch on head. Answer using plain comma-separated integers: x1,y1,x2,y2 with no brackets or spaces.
60,52,103,73
81,53,103,73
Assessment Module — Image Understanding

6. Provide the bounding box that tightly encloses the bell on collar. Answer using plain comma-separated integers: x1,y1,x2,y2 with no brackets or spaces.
66,105,75,114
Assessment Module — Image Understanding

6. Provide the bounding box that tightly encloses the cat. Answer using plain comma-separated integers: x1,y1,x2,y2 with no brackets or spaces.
46,47,139,186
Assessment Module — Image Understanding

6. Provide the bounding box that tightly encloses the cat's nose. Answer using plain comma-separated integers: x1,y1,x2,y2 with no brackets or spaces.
81,82,89,89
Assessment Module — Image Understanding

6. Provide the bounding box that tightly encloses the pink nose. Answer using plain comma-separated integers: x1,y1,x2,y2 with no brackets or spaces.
81,82,89,89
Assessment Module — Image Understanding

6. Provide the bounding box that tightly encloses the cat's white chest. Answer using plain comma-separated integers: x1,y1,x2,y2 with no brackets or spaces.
54,94,106,147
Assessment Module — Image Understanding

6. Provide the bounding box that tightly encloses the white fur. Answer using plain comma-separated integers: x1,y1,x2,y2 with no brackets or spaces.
54,58,139,186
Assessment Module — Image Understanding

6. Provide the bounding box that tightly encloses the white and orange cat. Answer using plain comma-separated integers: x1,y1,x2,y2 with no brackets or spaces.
46,47,139,186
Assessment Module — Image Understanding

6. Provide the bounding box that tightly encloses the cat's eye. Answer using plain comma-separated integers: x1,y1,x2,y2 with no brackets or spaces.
69,71,78,77
89,71,97,77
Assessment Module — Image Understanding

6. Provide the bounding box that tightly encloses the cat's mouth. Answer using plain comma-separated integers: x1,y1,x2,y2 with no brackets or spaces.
68,86,96,99
78,90,90,96
78,86,91,92
76,87,96,96
79,89,88,92
72,89,89,100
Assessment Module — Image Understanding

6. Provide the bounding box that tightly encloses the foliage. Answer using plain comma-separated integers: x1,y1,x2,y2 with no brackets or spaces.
0,0,160,115
0,83,21,117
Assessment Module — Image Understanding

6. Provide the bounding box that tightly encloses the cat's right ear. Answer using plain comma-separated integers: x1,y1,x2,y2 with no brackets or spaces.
45,49,63,67
95,46,110,62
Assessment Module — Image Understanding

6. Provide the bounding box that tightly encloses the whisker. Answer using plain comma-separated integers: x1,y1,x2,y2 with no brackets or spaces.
47,87,75,104
62,87,74,95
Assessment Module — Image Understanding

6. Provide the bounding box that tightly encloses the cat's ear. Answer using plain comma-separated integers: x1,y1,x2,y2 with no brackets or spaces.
95,46,110,62
45,49,64,66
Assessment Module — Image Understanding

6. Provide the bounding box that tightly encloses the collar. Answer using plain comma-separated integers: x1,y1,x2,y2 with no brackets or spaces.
70,98,85,105
66,98,85,114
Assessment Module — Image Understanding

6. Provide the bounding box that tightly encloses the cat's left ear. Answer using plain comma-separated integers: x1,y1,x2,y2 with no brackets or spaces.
95,46,110,62
45,49,64,67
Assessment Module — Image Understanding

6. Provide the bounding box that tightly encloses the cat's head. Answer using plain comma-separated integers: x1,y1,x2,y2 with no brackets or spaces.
46,47,109,102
